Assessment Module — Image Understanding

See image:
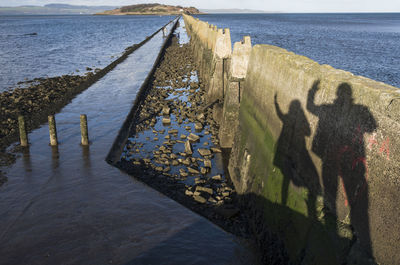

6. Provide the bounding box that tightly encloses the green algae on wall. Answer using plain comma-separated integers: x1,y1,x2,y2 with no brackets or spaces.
184,14,400,265
230,88,353,265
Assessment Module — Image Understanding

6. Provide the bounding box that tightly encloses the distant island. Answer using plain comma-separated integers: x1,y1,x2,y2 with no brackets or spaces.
97,4,202,15
0,3,279,16
0,4,118,15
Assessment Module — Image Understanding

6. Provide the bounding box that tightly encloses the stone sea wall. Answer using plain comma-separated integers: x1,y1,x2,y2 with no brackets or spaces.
183,14,400,265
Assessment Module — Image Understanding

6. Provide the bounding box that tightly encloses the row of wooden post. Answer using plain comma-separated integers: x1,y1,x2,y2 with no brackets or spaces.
18,114,89,147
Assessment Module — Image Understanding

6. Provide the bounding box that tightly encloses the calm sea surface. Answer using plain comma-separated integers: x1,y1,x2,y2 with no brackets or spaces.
0,15,174,91
195,13,400,88
1,14,399,92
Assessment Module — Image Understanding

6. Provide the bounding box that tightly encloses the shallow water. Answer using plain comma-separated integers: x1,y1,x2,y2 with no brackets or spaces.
195,13,400,88
121,71,227,187
0,15,174,91
0,19,256,264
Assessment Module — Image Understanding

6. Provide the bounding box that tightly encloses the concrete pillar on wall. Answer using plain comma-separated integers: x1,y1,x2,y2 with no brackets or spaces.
207,28,232,104
219,36,252,148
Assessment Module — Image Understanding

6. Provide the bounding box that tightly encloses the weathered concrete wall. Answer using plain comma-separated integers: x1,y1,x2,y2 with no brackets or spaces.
228,44,400,265
183,14,231,104
219,36,252,148
184,15,400,265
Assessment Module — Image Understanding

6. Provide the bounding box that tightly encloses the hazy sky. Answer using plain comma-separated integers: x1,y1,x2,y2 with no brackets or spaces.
1,0,400,12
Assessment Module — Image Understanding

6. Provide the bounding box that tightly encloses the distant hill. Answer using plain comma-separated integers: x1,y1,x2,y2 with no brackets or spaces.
0,4,119,15
200,8,280,13
97,3,202,15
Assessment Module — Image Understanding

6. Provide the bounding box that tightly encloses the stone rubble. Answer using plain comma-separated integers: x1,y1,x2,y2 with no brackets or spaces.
117,33,247,237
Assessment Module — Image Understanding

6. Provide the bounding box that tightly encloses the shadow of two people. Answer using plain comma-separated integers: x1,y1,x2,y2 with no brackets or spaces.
274,80,376,259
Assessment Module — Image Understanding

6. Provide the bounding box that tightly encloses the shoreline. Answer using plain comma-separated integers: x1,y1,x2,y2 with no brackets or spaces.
0,18,175,186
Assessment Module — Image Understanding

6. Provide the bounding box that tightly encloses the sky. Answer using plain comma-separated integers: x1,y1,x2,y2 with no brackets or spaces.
1,0,400,12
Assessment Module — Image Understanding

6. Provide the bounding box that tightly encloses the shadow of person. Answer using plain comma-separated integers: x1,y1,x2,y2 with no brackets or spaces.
307,81,377,258
273,94,321,220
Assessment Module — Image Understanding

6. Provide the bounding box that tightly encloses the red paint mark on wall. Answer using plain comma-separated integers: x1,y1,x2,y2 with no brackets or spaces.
367,133,378,151
337,126,391,207
379,138,390,161
365,132,391,160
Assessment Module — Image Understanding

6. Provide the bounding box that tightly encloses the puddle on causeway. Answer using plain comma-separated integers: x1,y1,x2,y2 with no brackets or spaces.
118,30,237,209
121,74,226,188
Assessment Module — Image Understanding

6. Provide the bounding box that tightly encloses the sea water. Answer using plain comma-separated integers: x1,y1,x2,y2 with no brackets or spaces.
195,13,400,88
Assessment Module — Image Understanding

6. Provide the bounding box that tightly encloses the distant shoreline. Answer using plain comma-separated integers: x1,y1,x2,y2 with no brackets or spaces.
94,12,199,16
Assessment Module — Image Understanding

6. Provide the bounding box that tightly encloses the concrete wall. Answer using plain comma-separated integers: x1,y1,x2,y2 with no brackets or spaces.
219,36,252,148
184,15,400,265
183,14,231,104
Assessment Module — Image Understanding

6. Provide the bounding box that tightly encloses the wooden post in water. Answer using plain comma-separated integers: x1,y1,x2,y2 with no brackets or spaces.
80,114,89,146
48,115,58,146
18,115,28,147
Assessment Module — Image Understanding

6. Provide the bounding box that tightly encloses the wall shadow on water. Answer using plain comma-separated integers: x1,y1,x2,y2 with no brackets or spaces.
264,81,377,264
122,220,257,265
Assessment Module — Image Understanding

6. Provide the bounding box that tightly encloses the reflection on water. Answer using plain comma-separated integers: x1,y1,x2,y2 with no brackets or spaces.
0,18,255,264
22,148,32,173
81,145,91,169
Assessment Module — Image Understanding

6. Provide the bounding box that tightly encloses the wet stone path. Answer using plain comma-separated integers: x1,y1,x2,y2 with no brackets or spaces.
118,32,250,236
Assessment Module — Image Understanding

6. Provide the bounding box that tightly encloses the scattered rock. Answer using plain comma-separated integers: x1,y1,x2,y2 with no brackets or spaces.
211,147,222,153
198,148,211,157
197,113,205,120
162,117,171,124
204,159,212,168
212,174,222,181
185,190,194,196
187,133,200,142
115,35,245,243
196,186,213,195
187,167,200,174
184,140,193,155
193,195,207,204
194,122,203,130
162,106,171,115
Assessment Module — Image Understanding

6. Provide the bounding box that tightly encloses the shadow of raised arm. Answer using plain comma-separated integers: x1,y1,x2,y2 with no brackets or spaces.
307,80,321,114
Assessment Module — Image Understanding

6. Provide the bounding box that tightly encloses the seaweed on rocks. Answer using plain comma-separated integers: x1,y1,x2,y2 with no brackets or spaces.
0,23,169,185
0,74,93,150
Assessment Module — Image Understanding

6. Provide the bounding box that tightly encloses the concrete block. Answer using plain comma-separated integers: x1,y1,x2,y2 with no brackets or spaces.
230,36,252,79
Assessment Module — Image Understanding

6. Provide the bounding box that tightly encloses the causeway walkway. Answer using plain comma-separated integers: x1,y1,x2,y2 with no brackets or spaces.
0,18,255,265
